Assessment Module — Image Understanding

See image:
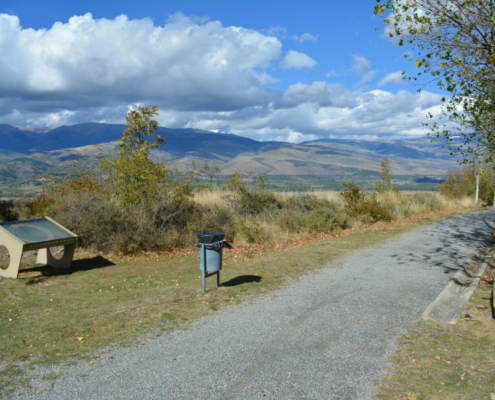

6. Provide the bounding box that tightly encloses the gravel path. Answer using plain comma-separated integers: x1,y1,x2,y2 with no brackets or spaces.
11,210,495,400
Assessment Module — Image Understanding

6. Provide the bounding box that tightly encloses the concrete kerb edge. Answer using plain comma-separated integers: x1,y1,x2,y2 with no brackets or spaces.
422,262,488,325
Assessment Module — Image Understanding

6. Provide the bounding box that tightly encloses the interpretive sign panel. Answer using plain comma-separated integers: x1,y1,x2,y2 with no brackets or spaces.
0,217,77,278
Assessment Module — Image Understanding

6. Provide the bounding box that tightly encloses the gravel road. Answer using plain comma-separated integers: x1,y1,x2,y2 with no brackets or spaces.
11,209,495,400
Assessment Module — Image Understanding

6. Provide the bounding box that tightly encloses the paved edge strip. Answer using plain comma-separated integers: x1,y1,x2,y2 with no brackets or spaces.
422,262,488,325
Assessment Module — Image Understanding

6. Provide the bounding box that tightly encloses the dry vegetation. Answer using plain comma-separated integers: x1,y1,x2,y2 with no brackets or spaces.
376,258,495,400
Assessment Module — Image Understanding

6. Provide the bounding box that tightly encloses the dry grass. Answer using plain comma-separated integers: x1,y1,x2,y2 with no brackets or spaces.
193,190,229,209
194,189,471,244
274,190,342,203
376,254,495,400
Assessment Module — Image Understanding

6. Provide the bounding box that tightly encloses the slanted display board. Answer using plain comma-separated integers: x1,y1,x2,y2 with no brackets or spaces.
0,217,78,278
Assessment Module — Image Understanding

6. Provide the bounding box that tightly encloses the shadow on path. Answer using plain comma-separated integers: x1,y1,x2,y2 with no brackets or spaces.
388,211,495,275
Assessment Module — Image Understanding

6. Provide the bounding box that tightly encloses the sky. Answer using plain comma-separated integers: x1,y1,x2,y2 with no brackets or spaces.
0,0,448,142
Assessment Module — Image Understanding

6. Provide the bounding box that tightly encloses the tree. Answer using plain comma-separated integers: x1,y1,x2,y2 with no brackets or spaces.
375,157,395,192
100,106,170,205
439,164,494,203
38,106,201,252
374,0,495,161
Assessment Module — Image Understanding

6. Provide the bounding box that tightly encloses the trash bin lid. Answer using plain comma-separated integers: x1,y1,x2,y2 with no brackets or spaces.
197,232,225,244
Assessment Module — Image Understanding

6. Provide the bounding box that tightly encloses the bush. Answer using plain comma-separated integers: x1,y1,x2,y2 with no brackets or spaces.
341,183,392,222
191,205,236,243
282,194,334,212
28,194,55,217
303,208,347,232
226,172,281,216
0,200,18,222
277,195,347,234
235,190,281,215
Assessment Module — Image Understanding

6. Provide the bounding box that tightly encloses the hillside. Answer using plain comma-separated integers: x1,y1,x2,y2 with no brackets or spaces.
0,123,459,186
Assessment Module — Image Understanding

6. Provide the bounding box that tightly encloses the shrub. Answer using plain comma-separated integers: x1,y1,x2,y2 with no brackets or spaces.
235,190,281,215
190,205,236,243
303,208,347,233
28,194,55,217
341,182,392,222
282,194,334,212
226,172,281,216
277,195,347,234
0,200,18,222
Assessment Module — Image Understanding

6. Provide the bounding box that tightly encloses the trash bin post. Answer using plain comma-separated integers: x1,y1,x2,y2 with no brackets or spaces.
201,243,209,294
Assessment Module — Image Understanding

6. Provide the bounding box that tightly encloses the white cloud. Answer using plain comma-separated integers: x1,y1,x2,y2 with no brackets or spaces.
351,54,372,75
359,70,377,84
0,13,447,142
291,33,317,42
348,54,378,86
0,12,281,116
377,71,404,86
264,26,287,39
171,83,446,142
280,50,317,69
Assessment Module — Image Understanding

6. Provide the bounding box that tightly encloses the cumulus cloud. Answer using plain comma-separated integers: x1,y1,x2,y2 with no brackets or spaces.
280,50,317,69
377,71,404,86
173,83,446,142
0,12,281,116
0,12,446,141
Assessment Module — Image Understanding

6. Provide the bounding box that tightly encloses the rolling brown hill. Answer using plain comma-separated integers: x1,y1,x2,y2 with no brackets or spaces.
0,123,459,183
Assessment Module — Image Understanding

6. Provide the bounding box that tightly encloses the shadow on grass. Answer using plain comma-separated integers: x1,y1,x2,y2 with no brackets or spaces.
19,255,115,277
221,275,262,287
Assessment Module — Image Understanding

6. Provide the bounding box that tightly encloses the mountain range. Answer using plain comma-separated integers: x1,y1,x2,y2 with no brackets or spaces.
0,122,459,185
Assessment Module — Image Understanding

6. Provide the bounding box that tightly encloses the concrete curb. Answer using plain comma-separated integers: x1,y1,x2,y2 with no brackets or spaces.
422,262,488,324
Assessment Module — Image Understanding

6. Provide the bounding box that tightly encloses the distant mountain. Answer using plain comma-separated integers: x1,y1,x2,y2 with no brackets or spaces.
0,123,289,159
0,122,460,183
28,123,125,152
300,138,452,160
0,124,41,153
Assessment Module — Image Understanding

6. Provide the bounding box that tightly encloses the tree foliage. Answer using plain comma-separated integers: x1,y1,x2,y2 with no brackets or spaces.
375,0,495,161
100,106,171,205
439,165,494,203
375,157,395,192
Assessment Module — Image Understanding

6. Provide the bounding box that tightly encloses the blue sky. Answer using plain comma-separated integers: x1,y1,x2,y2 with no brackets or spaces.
0,0,446,142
